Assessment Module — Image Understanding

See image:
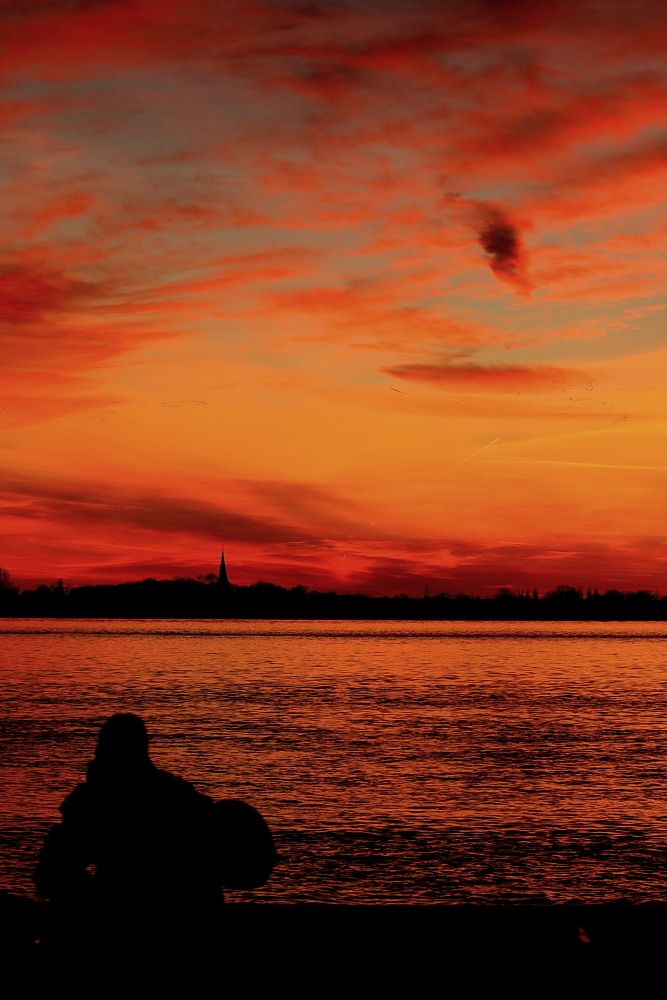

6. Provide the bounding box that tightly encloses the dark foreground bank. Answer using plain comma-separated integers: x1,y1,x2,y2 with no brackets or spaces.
3,894,667,981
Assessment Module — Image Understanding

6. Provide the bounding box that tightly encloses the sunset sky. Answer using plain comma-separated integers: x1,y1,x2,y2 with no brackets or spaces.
4,0,667,595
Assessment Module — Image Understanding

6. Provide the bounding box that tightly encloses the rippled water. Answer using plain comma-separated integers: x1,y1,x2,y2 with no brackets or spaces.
2,619,667,903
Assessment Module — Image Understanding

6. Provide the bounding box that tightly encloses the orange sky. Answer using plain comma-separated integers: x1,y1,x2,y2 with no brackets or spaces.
3,0,667,595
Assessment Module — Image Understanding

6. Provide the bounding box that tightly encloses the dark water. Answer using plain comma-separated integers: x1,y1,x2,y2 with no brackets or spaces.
2,619,667,903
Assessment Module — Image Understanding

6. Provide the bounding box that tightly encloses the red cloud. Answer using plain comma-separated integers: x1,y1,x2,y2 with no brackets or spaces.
380,362,585,392
0,471,364,548
0,254,170,374
0,262,93,326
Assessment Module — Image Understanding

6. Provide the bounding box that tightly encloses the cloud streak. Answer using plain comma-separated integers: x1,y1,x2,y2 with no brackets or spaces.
0,472,367,546
381,362,585,392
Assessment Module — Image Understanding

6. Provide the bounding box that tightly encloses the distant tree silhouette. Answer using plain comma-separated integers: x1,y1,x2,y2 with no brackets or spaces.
2,570,667,620
545,586,583,602
0,568,19,614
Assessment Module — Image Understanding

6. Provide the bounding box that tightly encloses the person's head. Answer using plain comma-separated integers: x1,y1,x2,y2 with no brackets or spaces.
94,713,151,774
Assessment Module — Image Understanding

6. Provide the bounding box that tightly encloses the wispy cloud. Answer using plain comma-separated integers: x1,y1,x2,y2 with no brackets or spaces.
381,361,586,392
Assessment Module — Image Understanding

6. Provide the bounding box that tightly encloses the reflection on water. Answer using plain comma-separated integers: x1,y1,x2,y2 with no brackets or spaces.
2,619,667,903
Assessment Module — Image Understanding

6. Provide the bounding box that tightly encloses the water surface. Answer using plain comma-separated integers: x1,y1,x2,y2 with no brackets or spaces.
2,619,667,903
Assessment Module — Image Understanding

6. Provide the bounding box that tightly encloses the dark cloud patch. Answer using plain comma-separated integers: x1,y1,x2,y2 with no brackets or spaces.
0,472,367,548
477,203,531,292
248,479,365,529
479,211,520,271
1,475,317,545
381,361,582,391
0,264,94,326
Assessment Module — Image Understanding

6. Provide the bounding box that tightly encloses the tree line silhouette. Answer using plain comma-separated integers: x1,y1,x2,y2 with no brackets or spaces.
1,569,666,619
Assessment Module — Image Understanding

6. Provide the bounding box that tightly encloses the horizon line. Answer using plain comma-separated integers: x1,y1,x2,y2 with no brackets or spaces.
3,576,666,602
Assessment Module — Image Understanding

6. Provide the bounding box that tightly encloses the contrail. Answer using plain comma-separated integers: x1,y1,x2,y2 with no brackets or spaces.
492,457,667,473
444,437,502,473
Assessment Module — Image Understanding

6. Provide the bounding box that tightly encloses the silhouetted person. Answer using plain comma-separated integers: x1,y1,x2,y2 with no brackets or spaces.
34,713,276,956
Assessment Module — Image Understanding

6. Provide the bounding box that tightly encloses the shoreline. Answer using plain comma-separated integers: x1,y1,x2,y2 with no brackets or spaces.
4,614,667,622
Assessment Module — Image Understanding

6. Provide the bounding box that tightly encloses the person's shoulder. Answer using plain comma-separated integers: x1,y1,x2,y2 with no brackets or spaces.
59,780,94,818
154,768,195,792
155,768,213,805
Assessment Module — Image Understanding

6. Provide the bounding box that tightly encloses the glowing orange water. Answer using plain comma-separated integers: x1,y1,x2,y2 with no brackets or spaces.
2,619,667,903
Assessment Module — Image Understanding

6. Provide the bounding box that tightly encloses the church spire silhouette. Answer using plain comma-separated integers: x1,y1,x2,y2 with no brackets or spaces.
218,547,231,591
